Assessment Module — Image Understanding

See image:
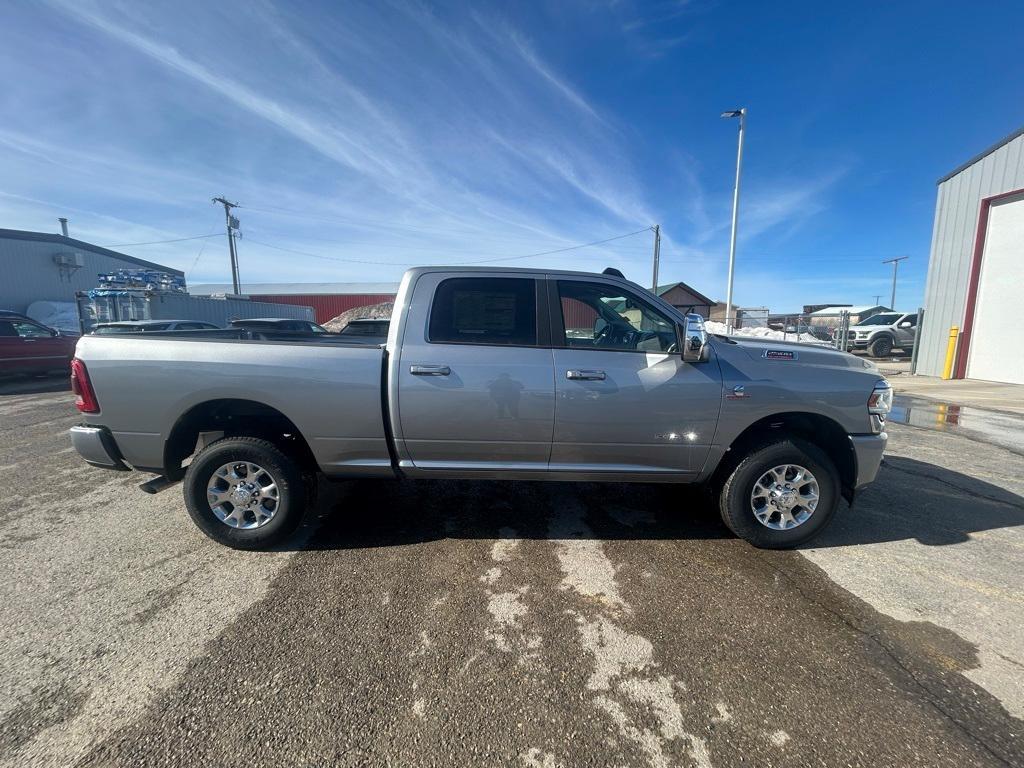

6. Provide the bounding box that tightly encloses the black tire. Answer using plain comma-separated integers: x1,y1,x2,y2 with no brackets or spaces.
868,335,893,358
183,436,306,550
718,438,840,549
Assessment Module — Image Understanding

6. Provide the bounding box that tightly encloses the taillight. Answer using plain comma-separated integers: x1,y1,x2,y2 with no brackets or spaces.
70,358,100,414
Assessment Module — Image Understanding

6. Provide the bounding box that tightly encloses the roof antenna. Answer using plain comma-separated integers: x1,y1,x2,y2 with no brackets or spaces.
602,267,625,278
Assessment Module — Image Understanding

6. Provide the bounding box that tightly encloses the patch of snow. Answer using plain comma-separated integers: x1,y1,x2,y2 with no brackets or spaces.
705,320,829,345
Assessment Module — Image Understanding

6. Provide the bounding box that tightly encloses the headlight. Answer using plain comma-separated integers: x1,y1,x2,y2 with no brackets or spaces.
867,379,893,415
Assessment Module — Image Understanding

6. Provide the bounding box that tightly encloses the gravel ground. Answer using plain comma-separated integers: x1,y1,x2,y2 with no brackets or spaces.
1,377,1022,768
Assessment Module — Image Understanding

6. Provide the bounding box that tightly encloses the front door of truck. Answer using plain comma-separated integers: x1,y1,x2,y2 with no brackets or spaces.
396,274,555,471
0,320,68,374
549,278,722,477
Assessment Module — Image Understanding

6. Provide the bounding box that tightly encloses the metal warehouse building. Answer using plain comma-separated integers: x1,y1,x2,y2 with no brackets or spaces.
917,126,1024,384
190,282,400,324
0,227,182,314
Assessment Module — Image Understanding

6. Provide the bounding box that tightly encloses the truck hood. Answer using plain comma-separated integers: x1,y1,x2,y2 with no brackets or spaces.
716,335,879,373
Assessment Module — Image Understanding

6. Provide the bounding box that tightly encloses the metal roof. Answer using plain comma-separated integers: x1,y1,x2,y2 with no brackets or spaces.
937,124,1024,184
190,281,401,296
654,281,717,305
0,228,184,275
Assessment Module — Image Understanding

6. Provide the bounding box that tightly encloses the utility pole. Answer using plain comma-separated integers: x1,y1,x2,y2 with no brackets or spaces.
872,294,882,306
721,108,746,332
650,224,661,291
212,196,241,294
882,256,908,309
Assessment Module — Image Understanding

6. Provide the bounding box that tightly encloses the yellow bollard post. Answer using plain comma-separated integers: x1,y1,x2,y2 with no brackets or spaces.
941,326,959,380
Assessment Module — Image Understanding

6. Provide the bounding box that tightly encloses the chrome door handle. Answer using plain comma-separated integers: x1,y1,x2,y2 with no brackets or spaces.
410,364,451,376
566,369,605,381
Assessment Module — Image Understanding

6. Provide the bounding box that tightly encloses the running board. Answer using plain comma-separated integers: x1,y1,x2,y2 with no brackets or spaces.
139,475,179,495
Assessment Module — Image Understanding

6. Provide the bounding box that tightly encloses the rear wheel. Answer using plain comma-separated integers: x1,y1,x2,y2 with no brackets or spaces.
868,335,893,357
183,437,306,549
718,438,840,549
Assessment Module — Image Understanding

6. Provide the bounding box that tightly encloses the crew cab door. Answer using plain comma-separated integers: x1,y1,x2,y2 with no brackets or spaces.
0,320,69,374
549,278,722,478
896,313,917,348
395,273,555,470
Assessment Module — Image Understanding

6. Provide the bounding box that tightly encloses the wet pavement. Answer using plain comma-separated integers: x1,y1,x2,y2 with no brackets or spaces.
891,394,1024,456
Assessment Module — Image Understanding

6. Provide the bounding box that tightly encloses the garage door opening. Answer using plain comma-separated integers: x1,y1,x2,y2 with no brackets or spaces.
962,192,1024,385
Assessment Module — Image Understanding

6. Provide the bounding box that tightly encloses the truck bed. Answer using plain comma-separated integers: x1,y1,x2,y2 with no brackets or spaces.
74,333,392,477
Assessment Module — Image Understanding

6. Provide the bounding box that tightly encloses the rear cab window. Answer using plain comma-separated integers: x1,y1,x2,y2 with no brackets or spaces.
428,277,537,346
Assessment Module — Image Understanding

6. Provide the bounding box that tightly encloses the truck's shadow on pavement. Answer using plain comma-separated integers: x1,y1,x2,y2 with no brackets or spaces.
297,455,1024,551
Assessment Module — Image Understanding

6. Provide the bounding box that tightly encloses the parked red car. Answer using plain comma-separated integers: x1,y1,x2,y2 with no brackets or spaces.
0,315,77,375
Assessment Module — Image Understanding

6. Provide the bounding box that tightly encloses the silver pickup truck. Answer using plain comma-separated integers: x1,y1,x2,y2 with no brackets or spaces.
69,266,890,550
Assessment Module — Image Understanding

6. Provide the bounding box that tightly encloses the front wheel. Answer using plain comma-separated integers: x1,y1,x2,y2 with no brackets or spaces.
718,438,840,549
868,335,893,357
183,437,306,549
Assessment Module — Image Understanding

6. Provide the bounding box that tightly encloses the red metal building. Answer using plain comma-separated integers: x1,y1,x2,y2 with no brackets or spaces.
189,282,399,324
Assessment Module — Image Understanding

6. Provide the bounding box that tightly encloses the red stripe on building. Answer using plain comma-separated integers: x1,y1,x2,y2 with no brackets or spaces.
250,294,397,324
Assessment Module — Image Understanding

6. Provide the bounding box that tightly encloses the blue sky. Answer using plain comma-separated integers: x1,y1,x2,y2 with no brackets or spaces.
2,1,1023,312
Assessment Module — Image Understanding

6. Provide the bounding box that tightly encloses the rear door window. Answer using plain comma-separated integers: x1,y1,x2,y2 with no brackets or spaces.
428,277,537,346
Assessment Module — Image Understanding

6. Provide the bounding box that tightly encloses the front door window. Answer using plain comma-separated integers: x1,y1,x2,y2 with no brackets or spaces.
556,280,677,353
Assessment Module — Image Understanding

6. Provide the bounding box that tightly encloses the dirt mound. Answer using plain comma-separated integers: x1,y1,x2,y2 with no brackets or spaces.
324,301,394,332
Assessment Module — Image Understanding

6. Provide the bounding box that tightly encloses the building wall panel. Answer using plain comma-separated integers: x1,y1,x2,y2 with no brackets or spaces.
0,234,182,314
917,132,1024,377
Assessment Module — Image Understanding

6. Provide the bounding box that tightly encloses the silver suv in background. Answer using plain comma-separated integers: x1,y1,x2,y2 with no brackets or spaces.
836,312,917,357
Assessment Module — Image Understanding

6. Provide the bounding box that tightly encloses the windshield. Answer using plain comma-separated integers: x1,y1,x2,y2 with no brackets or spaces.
855,313,900,326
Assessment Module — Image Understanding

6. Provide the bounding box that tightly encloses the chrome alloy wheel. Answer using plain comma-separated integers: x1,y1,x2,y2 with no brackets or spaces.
750,464,819,530
206,462,280,529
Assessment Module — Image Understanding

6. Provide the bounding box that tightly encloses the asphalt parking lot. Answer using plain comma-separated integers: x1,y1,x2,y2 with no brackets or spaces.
2,377,1023,768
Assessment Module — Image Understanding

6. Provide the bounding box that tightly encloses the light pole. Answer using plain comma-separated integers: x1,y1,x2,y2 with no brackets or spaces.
721,108,746,333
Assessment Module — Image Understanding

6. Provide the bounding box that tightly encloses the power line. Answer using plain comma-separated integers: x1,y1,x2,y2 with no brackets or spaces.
101,233,222,248
467,228,654,264
239,202,632,244
185,220,224,279
243,227,654,268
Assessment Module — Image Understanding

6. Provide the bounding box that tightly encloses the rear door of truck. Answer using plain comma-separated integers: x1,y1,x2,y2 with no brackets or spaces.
394,272,555,470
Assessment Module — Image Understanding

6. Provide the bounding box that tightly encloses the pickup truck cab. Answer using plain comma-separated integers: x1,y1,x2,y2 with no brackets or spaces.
69,267,890,550
229,318,330,335
337,318,390,344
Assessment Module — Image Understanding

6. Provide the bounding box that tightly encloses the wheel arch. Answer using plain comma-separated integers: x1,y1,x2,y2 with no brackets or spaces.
163,398,318,481
714,411,856,503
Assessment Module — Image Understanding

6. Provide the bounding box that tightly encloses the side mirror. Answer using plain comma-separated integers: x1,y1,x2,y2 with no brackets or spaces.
898,321,911,328
593,318,607,336
51,328,60,337
681,313,708,363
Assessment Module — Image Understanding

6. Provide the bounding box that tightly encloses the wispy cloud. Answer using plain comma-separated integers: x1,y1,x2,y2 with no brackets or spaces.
1,0,852,310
